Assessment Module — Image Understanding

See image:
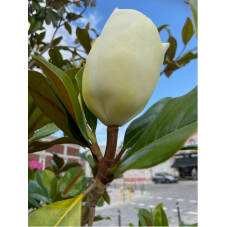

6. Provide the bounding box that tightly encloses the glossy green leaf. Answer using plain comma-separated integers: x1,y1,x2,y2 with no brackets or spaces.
52,37,63,46
32,0,40,11
61,162,81,172
102,190,110,205
28,195,82,226
112,87,197,178
158,24,169,32
47,9,58,27
31,55,89,143
35,8,46,20
28,70,88,146
57,6,65,17
49,49,63,67
181,144,197,150
123,97,171,149
64,22,72,35
50,160,59,175
28,137,76,153
75,67,97,132
29,16,44,34
51,151,65,169
64,67,80,94
28,123,60,143
76,27,91,54
45,12,51,25
138,211,147,226
42,169,57,200
28,92,36,117
36,31,46,43
182,17,194,45
93,215,111,222
28,180,52,203
28,196,41,209
138,208,155,226
189,0,198,39
59,167,86,198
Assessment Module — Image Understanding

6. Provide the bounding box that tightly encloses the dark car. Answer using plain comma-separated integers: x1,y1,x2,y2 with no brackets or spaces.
152,172,178,184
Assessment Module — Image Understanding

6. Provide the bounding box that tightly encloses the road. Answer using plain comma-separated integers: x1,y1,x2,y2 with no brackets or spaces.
93,180,197,226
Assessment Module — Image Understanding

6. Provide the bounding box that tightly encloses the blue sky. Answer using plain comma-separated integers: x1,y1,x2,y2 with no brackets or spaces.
52,0,198,148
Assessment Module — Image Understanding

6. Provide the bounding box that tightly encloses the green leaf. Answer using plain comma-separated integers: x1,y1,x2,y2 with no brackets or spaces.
64,22,72,35
181,144,197,150
102,190,110,205
51,151,65,169
45,12,51,25
57,6,66,17
166,35,177,60
28,180,52,203
123,97,171,149
163,61,181,78
50,160,59,175
32,0,40,11
47,9,58,27
42,169,57,200
190,223,198,226
64,67,80,94
75,152,95,169
112,87,197,178
28,123,60,143
28,195,82,226
129,223,135,226
177,49,197,65
93,215,111,222
182,17,194,45
28,196,41,209
189,0,198,39
75,67,97,132
61,162,81,172
31,55,90,143
76,27,91,54
158,24,169,32
36,31,46,44
66,12,82,21
28,69,88,147
35,8,46,20
29,16,44,34
138,208,155,226
28,137,76,153
52,36,63,46
59,167,86,198
49,49,63,68
179,220,186,226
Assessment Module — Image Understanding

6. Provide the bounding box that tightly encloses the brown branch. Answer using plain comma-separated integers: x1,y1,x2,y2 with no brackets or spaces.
113,148,126,165
90,143,103,162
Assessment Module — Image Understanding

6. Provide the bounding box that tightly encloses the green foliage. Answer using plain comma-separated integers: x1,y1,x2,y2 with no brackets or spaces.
135,204,197,226
112,86,197,178
28,195,82,226
28,68,89,148
28,0,98,69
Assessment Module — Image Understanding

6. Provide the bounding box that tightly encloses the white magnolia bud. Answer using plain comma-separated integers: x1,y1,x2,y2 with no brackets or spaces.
82,8,169,126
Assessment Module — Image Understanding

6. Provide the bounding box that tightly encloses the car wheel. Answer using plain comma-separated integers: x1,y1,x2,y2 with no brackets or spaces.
166,180,170,183
154,180,158,184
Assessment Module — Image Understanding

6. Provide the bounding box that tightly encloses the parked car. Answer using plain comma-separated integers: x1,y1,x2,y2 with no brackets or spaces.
152,172,178,183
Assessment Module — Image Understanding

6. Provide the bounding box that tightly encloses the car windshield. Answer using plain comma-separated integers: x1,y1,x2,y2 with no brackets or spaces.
163,173,173,176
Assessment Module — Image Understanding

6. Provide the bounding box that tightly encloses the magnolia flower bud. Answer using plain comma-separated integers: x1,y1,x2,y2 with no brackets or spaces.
82,8,169,126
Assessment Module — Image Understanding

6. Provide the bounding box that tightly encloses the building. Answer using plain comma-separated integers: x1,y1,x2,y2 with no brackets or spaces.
28,136,83,169
171,132,198,179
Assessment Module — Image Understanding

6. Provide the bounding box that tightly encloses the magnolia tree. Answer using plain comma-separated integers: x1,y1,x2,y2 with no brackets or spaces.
28,0,198,226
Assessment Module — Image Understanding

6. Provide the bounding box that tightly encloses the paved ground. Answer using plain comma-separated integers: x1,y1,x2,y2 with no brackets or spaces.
93,180,197,226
